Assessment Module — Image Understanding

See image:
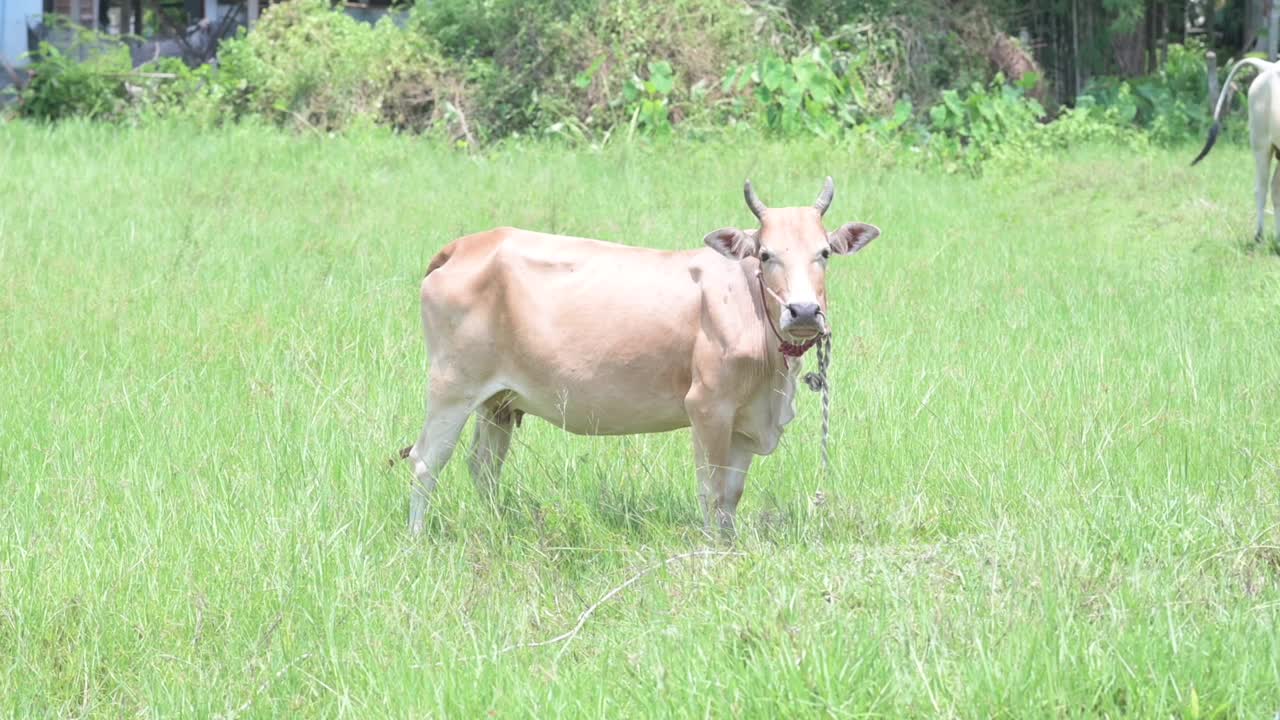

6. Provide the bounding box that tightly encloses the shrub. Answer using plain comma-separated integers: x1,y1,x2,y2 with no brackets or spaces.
412,0,759,139
19,33,132,121
924,74,1045,174
1077,40,1221,145
214,0,461,134
722,35,882,139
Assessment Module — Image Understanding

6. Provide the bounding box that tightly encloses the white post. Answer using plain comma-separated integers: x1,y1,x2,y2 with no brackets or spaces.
204,0,217,22
246,0,259,28
70,0,83,25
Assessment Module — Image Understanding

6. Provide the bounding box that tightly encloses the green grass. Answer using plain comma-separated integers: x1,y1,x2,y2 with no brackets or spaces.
2,121,1280,718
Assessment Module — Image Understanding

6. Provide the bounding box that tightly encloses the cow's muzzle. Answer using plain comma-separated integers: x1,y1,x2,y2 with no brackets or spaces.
781,303,825,339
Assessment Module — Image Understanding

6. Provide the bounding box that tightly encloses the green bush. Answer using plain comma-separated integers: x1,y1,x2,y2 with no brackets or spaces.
124,56,219,125
214,0,460,134
3,0,1244,163
924,74,1045,174
725,44,866,138
619,60,676,135
1076,41,1219,145
412,0,758,140
19,36,132,121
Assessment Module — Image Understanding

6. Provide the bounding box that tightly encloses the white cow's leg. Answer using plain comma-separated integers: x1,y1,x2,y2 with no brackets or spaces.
1255,144,1271,243
1270,153,1280,242
467,401,516,504
408,382,472,535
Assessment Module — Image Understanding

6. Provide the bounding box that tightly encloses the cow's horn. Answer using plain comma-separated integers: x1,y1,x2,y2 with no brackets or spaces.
814,176,835,216
744,179,768,221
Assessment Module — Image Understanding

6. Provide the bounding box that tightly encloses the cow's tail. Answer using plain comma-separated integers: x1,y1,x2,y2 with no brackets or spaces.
391,246,456,467
423,242,455,278
1193,57,1276,166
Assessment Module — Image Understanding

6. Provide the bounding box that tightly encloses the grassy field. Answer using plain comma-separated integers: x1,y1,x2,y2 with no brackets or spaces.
2,121,1280,717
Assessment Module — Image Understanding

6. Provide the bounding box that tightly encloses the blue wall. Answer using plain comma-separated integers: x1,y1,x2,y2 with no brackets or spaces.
1,0,42,67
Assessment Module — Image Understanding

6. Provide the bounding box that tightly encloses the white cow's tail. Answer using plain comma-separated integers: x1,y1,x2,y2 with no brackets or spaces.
1192,57,1275,166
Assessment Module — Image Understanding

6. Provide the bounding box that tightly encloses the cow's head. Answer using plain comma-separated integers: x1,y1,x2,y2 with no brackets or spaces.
703,177,880,344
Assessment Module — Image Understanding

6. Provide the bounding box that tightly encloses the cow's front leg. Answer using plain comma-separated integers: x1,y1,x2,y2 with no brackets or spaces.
688,399,753,536
715,437,755,534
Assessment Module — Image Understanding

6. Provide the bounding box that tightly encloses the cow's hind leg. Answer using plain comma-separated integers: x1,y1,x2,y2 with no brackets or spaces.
468,394,518,504
1254,143,1272,243
408,380,473,536
1270,148,1280,243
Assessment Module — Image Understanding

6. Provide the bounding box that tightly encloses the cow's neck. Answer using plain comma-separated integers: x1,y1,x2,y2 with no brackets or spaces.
739,310,803,456
759,277,805,434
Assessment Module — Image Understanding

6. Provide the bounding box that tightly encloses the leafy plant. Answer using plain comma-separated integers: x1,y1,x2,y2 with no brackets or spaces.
18,32,132,121
726,39,868,138
925,73,1045,173
621,61,675,135
1076,40,1223,145
213,0,458,134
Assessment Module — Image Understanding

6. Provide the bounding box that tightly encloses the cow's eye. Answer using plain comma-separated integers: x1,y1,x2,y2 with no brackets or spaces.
759,251,773,263
820,248,830,260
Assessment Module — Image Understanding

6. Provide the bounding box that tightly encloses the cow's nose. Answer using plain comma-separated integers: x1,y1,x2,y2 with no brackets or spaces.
786,302,821,323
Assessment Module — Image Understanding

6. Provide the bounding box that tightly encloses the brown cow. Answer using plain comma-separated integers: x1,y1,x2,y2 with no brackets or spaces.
407,178,880,535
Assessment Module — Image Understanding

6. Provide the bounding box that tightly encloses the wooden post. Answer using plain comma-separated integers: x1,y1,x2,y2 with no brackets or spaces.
69,0,82,25
1248,0,1262,53
1206,0,1216,51
246,0,259,28
1270,0,1279,61
1206,50,1219,112
1158,0,1168,67
1072,0,1081,103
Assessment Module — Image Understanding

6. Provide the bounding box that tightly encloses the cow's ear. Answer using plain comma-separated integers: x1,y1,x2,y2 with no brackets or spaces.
704,228,759,259
827,222,880,255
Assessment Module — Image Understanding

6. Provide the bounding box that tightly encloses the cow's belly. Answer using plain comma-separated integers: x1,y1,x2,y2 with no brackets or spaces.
508,383,691,435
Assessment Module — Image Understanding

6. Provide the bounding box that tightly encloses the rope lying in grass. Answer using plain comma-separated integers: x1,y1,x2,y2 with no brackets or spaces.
419,549,742,668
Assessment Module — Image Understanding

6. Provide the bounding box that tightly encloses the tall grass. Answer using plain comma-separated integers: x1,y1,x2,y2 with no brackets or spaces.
1,121,1279,717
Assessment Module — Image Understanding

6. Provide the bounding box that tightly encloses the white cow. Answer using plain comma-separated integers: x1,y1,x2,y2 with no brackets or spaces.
1193,57,1280,241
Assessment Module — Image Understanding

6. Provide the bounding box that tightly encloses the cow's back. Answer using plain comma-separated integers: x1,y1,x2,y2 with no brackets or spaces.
418,228,708,435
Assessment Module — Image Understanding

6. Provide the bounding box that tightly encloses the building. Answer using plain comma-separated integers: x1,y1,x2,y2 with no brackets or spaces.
1,0,43,68
2,0,406,76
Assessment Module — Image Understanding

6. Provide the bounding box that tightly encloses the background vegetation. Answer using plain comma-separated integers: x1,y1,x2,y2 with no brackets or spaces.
2,121,1279,718
7,0,1267,170
5,1,1280,715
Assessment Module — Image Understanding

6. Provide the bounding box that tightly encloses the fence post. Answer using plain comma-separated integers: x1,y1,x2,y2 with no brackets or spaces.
1271,1,1279,61
247,0,259,29
1206,51,1219,113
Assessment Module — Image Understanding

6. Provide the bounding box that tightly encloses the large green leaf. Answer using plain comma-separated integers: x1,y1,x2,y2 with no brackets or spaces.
648,61,674,96
760,55,787,92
